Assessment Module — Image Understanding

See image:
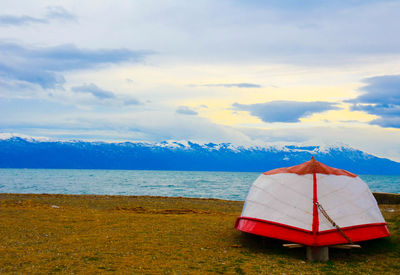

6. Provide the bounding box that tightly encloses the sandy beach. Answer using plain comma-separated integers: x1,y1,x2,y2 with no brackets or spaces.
0,193,399,274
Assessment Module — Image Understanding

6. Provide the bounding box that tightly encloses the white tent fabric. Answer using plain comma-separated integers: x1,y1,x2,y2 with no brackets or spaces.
241,173,385,232
316,174,385,231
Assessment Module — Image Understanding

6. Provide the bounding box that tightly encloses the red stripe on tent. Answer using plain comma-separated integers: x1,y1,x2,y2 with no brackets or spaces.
319,222,389,234
312,163,319,244
235,217,315,245
234,216,312,233
263,158,357,177
235,217,390,246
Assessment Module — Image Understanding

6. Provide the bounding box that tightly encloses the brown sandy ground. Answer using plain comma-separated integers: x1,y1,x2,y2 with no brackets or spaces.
0,193,399,274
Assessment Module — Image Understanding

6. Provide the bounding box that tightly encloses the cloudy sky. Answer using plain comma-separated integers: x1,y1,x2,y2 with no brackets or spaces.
1,0,400,161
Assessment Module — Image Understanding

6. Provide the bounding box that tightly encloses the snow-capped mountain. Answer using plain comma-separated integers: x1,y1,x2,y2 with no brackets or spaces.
0,136,399,174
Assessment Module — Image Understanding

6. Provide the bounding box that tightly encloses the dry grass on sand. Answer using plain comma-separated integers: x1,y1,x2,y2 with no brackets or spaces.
0,193,399,274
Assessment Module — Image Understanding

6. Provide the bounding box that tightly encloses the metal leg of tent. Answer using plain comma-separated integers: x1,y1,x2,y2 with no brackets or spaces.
306,246,329,262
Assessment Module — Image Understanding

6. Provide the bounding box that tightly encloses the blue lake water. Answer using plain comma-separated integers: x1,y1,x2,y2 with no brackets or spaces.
0,169,399,201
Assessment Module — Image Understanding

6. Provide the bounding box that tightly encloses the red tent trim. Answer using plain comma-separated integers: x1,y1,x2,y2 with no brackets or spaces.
235,216,390,246
312,165,319,244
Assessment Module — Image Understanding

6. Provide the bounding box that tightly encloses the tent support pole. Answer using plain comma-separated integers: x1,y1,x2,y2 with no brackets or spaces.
306,246,329,262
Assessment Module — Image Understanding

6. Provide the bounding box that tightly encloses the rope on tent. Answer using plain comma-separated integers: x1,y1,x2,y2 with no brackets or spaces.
315,202,354,244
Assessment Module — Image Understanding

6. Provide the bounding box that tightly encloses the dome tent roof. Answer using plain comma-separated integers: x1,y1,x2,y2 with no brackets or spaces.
235,157,390,246
264,156,357,177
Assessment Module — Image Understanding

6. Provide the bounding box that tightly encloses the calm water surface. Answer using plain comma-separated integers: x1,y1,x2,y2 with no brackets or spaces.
0,169,399,201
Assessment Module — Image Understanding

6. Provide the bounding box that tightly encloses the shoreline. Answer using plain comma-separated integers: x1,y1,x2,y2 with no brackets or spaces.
372,192,400,204
1,191,399,204
0,192,244,202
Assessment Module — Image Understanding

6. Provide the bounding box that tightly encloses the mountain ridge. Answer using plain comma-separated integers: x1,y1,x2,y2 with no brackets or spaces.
0,136,399,174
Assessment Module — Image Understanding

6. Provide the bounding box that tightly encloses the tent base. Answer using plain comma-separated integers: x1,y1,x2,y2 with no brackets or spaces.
235,217,390,246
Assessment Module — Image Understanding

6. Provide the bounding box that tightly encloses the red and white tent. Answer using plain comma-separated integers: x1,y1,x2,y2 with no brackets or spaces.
235,157,390,246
